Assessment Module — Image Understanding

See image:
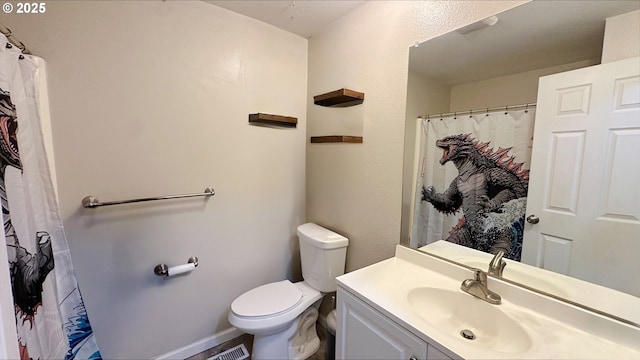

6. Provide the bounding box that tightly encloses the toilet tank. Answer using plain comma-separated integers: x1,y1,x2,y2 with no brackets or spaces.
297,223,348,292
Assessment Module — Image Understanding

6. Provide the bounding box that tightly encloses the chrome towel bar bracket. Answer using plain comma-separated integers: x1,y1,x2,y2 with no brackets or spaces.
82,187,215,208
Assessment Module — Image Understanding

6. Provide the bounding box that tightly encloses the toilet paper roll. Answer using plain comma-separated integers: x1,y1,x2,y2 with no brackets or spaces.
167,263,196,277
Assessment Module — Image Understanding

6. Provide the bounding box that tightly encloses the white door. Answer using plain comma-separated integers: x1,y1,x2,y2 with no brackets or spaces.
522,56,640,297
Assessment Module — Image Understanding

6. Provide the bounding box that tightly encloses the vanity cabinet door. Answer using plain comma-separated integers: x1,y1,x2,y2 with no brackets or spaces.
337,288,428,360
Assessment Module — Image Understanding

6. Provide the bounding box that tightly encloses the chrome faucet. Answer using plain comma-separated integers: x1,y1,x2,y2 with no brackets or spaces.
461,268,501,305
488,251,506,277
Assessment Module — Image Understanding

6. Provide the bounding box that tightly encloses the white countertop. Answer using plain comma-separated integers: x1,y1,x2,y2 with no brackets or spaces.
337,245,640,359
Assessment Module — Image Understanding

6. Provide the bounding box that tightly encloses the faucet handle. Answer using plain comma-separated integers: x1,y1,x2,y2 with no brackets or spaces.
488,251,506,277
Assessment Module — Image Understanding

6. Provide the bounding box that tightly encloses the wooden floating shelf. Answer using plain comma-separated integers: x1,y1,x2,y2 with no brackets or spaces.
313,88,364,107
248,113,297,127
310,136,363,144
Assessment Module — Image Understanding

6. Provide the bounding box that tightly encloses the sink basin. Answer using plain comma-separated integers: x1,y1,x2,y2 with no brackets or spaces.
407,287,532,354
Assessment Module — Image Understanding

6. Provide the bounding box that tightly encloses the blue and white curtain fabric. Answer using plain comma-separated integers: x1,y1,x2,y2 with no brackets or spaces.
411,109,535,261
0,35,101,359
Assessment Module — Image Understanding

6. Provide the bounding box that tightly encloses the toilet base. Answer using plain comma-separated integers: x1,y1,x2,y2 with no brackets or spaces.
251,303,320,360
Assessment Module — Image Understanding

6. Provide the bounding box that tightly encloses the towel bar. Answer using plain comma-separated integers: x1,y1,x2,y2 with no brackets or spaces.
82,187,215,208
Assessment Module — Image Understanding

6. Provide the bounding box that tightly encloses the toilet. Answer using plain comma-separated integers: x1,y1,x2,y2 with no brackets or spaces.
228,223,348,360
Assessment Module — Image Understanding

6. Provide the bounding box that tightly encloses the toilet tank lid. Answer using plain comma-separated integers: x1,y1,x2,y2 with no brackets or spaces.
297,223,348,249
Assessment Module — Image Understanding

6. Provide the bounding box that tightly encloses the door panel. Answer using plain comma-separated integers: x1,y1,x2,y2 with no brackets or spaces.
523,57,640,297
599,128,640,222
546,131,585,215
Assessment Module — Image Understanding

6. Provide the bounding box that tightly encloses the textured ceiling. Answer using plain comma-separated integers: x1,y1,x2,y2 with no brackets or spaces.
205,0,366,38
205,1,639,84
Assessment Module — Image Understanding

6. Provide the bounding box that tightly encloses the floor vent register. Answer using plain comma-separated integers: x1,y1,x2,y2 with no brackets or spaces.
206,344,249,360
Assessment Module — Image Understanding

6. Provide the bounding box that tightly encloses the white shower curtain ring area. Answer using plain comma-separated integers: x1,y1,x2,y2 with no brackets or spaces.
1,24,31,54
4,40,26,59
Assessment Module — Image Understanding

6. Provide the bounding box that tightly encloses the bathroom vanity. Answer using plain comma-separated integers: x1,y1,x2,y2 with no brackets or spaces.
337,286,452,360
335,245,640,360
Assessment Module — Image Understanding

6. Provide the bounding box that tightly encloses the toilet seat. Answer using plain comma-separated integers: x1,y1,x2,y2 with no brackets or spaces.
228,281,323,335
231,280,302,317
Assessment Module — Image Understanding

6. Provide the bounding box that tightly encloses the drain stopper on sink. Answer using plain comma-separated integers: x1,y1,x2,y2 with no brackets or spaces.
460,329,476,340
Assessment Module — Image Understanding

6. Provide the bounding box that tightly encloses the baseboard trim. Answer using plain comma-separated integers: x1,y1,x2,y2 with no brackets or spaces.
154,327,244,360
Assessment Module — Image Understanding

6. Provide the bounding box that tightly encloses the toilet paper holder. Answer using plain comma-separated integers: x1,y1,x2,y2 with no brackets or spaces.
154,256,199,277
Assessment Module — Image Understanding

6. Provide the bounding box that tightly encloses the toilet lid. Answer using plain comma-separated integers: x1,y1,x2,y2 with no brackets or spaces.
231,280,302,317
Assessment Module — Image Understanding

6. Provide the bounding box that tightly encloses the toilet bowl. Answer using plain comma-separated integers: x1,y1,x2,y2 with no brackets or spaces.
229,281,323,359
228,223,348,360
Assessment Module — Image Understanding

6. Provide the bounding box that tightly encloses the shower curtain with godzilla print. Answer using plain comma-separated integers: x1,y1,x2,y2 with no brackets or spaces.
411,109,535,261
0,35,101,359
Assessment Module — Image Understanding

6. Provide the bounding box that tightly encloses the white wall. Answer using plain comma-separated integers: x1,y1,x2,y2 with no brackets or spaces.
306,0,527,272
449,59,599,111
602,10,640,63
406,71,451,120
1,1,307,358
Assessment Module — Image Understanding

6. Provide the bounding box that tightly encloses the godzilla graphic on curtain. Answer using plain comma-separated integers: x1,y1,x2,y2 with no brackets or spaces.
411,109,535,260
0,35,101,359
